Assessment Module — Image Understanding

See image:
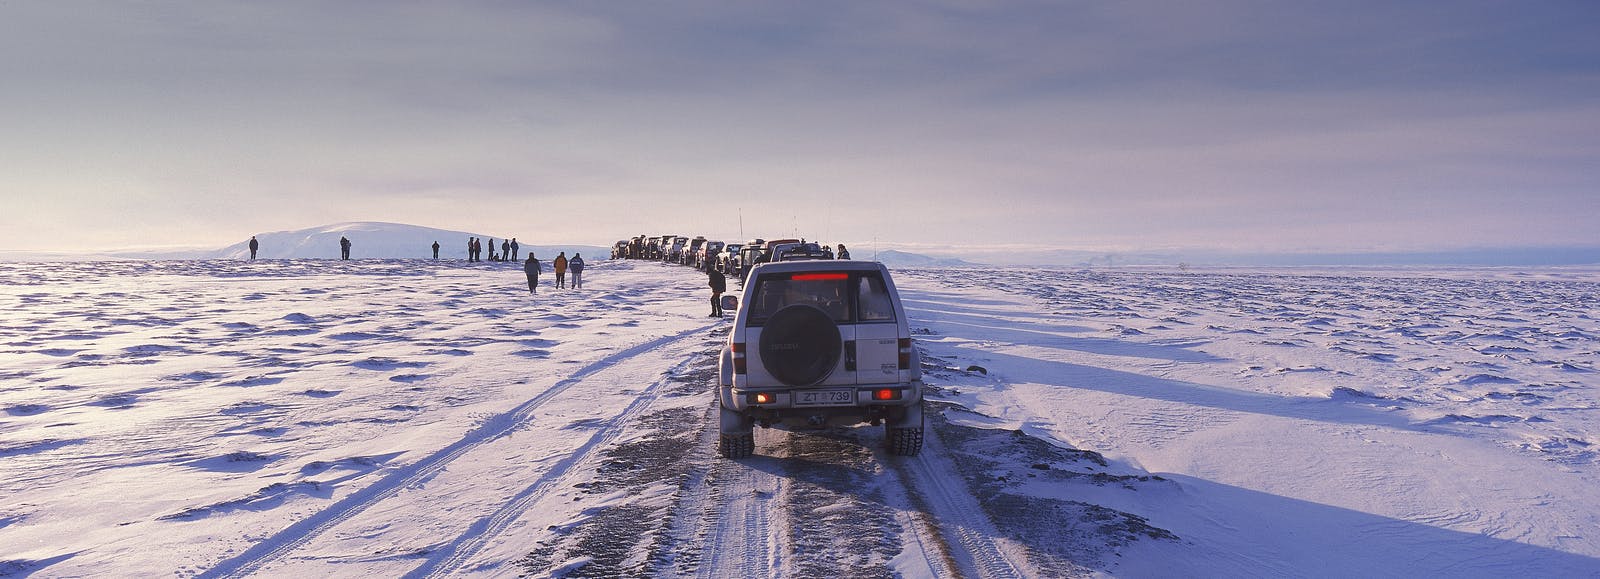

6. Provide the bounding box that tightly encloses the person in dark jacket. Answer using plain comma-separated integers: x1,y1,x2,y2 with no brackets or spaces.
510,238,520,261
836,244,850,260
431,241,440,260
501,239,511,262
708,268,727,317
523,253,541,293
248,236,259,260
569,253,585,289
339,236,351,260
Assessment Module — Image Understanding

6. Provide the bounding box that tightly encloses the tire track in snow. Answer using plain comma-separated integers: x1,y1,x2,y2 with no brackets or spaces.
894,427,1030,579
675,411,1018,578
406,343,709,578
687,433,783,579
198,323,715,579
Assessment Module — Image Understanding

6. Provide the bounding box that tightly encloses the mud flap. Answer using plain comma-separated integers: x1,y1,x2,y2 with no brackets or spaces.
887,398,923,429
720,399,753,435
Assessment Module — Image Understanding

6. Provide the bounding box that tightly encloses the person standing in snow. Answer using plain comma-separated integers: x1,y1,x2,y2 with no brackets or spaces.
523,253,541,293
488,238,498,262
431,241,440,260
553,252,568,288
569,253,585,289
708,267,727,317
248,236,259,260
466,238,474,262
501,239,511,262
510,238,520,261
339,236,351,260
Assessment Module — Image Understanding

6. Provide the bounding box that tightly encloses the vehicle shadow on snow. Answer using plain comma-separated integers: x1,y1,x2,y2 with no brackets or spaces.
1140,472,1600,576
939,344,1425,433
899,295,1224,364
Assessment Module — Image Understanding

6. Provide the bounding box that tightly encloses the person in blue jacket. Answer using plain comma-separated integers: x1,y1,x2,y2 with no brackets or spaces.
569,253,586,289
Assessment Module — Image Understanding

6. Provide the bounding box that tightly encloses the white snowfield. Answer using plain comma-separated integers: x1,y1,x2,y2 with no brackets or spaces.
1,259,1597,577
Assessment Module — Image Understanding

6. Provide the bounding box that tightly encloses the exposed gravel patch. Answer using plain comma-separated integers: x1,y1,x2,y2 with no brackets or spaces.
930,403,1178,575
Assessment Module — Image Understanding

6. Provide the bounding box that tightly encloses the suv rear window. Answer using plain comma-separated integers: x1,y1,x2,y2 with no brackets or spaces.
747,272,895,326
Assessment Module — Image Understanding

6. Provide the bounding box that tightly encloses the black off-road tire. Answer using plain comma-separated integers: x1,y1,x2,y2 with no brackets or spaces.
759,305,842,386
719,432,755,459
887,426,923,456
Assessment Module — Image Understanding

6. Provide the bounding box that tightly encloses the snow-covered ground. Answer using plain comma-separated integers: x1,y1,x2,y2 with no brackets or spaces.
2,259,1596,577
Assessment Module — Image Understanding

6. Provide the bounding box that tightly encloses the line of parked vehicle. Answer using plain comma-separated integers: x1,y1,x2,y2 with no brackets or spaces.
611,234,843,282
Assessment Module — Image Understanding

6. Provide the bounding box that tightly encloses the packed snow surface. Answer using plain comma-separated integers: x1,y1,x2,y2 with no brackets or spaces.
1,259,1597,577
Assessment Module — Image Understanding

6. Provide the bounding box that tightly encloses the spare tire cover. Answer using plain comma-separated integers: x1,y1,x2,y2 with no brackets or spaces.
759,305,842,386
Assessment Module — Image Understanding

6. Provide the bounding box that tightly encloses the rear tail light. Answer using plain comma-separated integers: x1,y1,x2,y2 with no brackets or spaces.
732,342,746,374
748,392,775,404
791,273,849,281
898,338,912,370
872,388,901,401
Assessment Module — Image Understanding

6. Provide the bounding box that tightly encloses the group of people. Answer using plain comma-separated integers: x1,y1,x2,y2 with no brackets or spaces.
467,237,519,262
237,234,621,299
241,234,856,318
243,234,537,264
522,251,584,294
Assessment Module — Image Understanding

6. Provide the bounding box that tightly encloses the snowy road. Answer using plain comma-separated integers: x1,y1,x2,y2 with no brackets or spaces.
4,259,1597,577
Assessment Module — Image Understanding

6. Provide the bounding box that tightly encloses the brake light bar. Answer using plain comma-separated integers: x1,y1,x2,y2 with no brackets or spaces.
791,273,849,281
898,338,912,370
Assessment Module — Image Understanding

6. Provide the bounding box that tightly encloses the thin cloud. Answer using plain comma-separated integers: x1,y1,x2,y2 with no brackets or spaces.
0,1,1595,253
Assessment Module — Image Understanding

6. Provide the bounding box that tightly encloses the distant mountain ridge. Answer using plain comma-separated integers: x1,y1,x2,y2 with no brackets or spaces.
868,249,978,268
12,222,1586,266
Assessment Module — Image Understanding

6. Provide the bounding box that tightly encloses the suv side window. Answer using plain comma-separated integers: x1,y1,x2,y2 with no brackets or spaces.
857,275,895,322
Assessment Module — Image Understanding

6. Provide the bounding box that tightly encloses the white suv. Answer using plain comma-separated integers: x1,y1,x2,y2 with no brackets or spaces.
716,260,923,458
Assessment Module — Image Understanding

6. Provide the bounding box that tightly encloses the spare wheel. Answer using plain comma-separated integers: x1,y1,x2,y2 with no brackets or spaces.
759,305,842,386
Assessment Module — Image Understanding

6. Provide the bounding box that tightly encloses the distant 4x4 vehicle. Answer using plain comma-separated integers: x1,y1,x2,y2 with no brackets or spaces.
663,236,688,263
682,236,708,266
716,243,743,274
716,260,923,458
695,240,725,271
769,241,832,261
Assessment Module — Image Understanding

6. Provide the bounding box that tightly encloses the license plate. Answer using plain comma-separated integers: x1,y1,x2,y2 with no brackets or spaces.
793,389,855,406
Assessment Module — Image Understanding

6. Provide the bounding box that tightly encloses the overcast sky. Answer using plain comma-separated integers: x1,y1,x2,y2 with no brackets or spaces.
2,1,1596,254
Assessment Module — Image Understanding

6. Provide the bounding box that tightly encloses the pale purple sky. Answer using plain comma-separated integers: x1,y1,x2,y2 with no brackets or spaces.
2,1,1596,254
